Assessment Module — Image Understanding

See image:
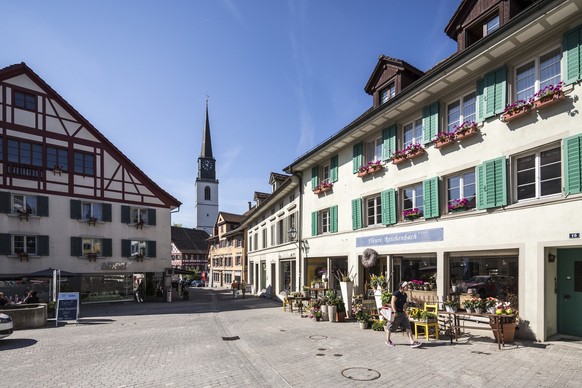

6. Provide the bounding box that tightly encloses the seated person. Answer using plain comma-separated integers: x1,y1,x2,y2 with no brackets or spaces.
23,290,40,303
0,292,10,306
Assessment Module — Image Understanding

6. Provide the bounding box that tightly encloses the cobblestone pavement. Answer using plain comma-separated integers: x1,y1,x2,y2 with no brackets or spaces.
1,288,581,387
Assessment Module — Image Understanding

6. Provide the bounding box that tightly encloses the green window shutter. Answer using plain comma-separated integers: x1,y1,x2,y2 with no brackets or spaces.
330,155,338,182
121,206,130,223
381,189,397,225
147,208,156,225
422,102,439,144
564,25,582,85
102,238,112,257
37,235,49,256
147,241,156,257
382,125,397,161
477,157,508,209
70,237,82,256
0,192,11,214
70,200,81,219
311,167,319,191
476,78,485,123
564,134,582,195
330,205,338,233
493,67,507,115
0,234,11,255
423,177,440,219
37,196,49,217
121,239,131,257
481,66,507,119
311,211,318,236
351,198,362,230
102,203,112,222
353,143,363,173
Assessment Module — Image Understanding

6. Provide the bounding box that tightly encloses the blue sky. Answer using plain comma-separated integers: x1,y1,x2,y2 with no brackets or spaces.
3,0,459,228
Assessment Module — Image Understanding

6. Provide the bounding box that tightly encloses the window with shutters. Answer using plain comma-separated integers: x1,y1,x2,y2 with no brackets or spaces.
365,194,382,227
13,235,37,255
130,240,147,257
313,206,337,235
402,183,423,219
447,92,476,132
320,163,330,185
446,170,476,212
12,194,37,215
320,209,330,234
514,145,561,201
515,48,561,102
131,208,148,224
365,136,383,164
83,238,103,255
403,119,422,149
82,202,103,221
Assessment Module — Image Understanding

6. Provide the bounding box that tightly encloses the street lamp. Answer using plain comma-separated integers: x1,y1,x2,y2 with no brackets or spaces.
288,226,309,254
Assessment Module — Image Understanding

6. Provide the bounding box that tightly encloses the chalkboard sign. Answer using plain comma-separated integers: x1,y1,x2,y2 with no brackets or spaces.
56,292,79,326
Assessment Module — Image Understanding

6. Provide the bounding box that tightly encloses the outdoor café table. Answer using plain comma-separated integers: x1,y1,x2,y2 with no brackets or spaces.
439,310,517,350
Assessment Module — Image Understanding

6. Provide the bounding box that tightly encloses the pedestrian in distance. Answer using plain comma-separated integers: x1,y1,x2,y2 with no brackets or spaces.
385,281,421,348
231,279,239,299
23,290,40,304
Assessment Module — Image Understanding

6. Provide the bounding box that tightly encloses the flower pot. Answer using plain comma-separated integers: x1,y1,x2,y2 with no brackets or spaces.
315,316,321,322
474,308,484,314
392,156,408,165
374,288,383,311
357,170,368,177
454,126,478,141
534,90,565,110
321,304,329,321
336,311,346,322
328,305,337,322
359,321,369,329
445,306,457,313
490,321,517,343
340,281,354,319
407,148,425,161
502,107,533,122
465,308,472,313
435,138,455,149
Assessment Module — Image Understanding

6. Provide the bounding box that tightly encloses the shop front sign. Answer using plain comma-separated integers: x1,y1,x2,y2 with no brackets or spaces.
356,228,444,247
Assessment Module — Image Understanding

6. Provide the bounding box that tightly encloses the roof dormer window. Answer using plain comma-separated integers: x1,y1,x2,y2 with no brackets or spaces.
380,83,395,104
485,15,500,36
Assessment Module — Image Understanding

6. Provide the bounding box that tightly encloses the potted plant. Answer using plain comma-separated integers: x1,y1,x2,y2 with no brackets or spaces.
443,299,460,313
336,268,354,318
390,148,408,164
474,298,486,314
485,297,498,314
313,181,333,194
463,298,475,313
371,318,386,331
448,198,469,213
335,297,346,322
453,120,478,140
433,131,456,148
501,98,534,122
419,310,438,322
370,274,387,290
533,81,565,109
490,301,518,343
402,208,423,221
353,304,370,329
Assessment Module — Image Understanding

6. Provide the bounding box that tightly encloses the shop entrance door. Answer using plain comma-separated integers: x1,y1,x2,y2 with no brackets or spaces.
557,248,582,336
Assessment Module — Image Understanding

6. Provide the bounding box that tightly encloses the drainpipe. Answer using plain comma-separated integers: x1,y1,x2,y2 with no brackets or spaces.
291,170,304,292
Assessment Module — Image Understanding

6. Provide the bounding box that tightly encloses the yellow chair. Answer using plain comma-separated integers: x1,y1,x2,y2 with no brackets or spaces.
414,303,439,340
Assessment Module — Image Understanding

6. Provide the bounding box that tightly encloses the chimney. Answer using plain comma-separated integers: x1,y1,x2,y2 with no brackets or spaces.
248,201,251,210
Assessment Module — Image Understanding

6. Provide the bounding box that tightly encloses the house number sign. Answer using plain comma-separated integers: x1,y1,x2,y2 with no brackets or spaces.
569,233,580,239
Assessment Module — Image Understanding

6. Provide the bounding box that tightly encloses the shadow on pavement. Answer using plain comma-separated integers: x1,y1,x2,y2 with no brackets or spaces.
0,338,37,350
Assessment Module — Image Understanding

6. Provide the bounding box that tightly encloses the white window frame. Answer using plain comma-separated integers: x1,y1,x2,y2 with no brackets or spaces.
131,240,147,256
320,162,330,184
446,91,476,132
513,144,562,202
319,208,330,234
82,238,102,255
12,194,37,215
402,118,423,149
484,14,499,35
515,47,562,102
365,136,383,164
82,202,103,221
364,194,382,227
446,170,477,211
13,235,37,255
380,82,395,104
402,183,424,218
131,207,148,224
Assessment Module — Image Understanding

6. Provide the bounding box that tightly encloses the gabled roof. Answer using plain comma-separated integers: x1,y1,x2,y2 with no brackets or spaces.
364,55,424,94
269,172,290,185
0,63,181,209
254,191,270,202
218,211,244,224
171,227,209,252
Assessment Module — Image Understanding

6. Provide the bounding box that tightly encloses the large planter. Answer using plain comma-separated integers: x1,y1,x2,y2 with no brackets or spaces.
328,305,337,322
336,311,346,322
359,321,369,329
374,288,383,311
435,137,455,149
490,321,517,343
340,281,354,319
392,156,408,165
321,304,329,321
534,90,565,110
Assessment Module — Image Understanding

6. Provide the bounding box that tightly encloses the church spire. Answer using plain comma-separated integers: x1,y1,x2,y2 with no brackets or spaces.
200,97,213,158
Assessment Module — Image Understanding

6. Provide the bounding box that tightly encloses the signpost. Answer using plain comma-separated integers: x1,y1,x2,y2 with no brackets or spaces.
56,292,79,326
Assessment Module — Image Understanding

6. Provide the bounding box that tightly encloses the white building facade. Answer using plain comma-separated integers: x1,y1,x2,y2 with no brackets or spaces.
281,0,582,341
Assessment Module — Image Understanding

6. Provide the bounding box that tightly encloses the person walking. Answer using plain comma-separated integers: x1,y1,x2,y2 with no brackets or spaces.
231,279,239,299
385,281,421,348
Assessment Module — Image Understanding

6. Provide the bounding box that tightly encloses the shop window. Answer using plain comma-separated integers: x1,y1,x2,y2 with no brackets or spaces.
449,256,518,298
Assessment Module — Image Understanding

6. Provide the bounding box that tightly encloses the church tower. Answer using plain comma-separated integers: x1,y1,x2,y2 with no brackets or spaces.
195,99,219,235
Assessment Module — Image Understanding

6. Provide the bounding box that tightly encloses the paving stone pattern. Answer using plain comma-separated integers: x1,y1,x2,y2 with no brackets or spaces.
1,288,581,387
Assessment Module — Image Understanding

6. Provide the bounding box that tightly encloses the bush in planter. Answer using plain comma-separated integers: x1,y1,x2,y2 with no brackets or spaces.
443,300,460,311
381,290,392,306
371,318,386,331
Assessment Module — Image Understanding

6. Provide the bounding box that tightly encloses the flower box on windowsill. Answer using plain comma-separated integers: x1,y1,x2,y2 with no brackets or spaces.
134,254,144,262
135,220,145,230
406,148,425,161
534,90,565,110
435,138,455,149
454,126,478,141
87,253,98,262
502,107,533,123
313,185,333,195
88,217,98,226
17,252,29,262
357,164,383,177
18,210,29,221
392,156,408,165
